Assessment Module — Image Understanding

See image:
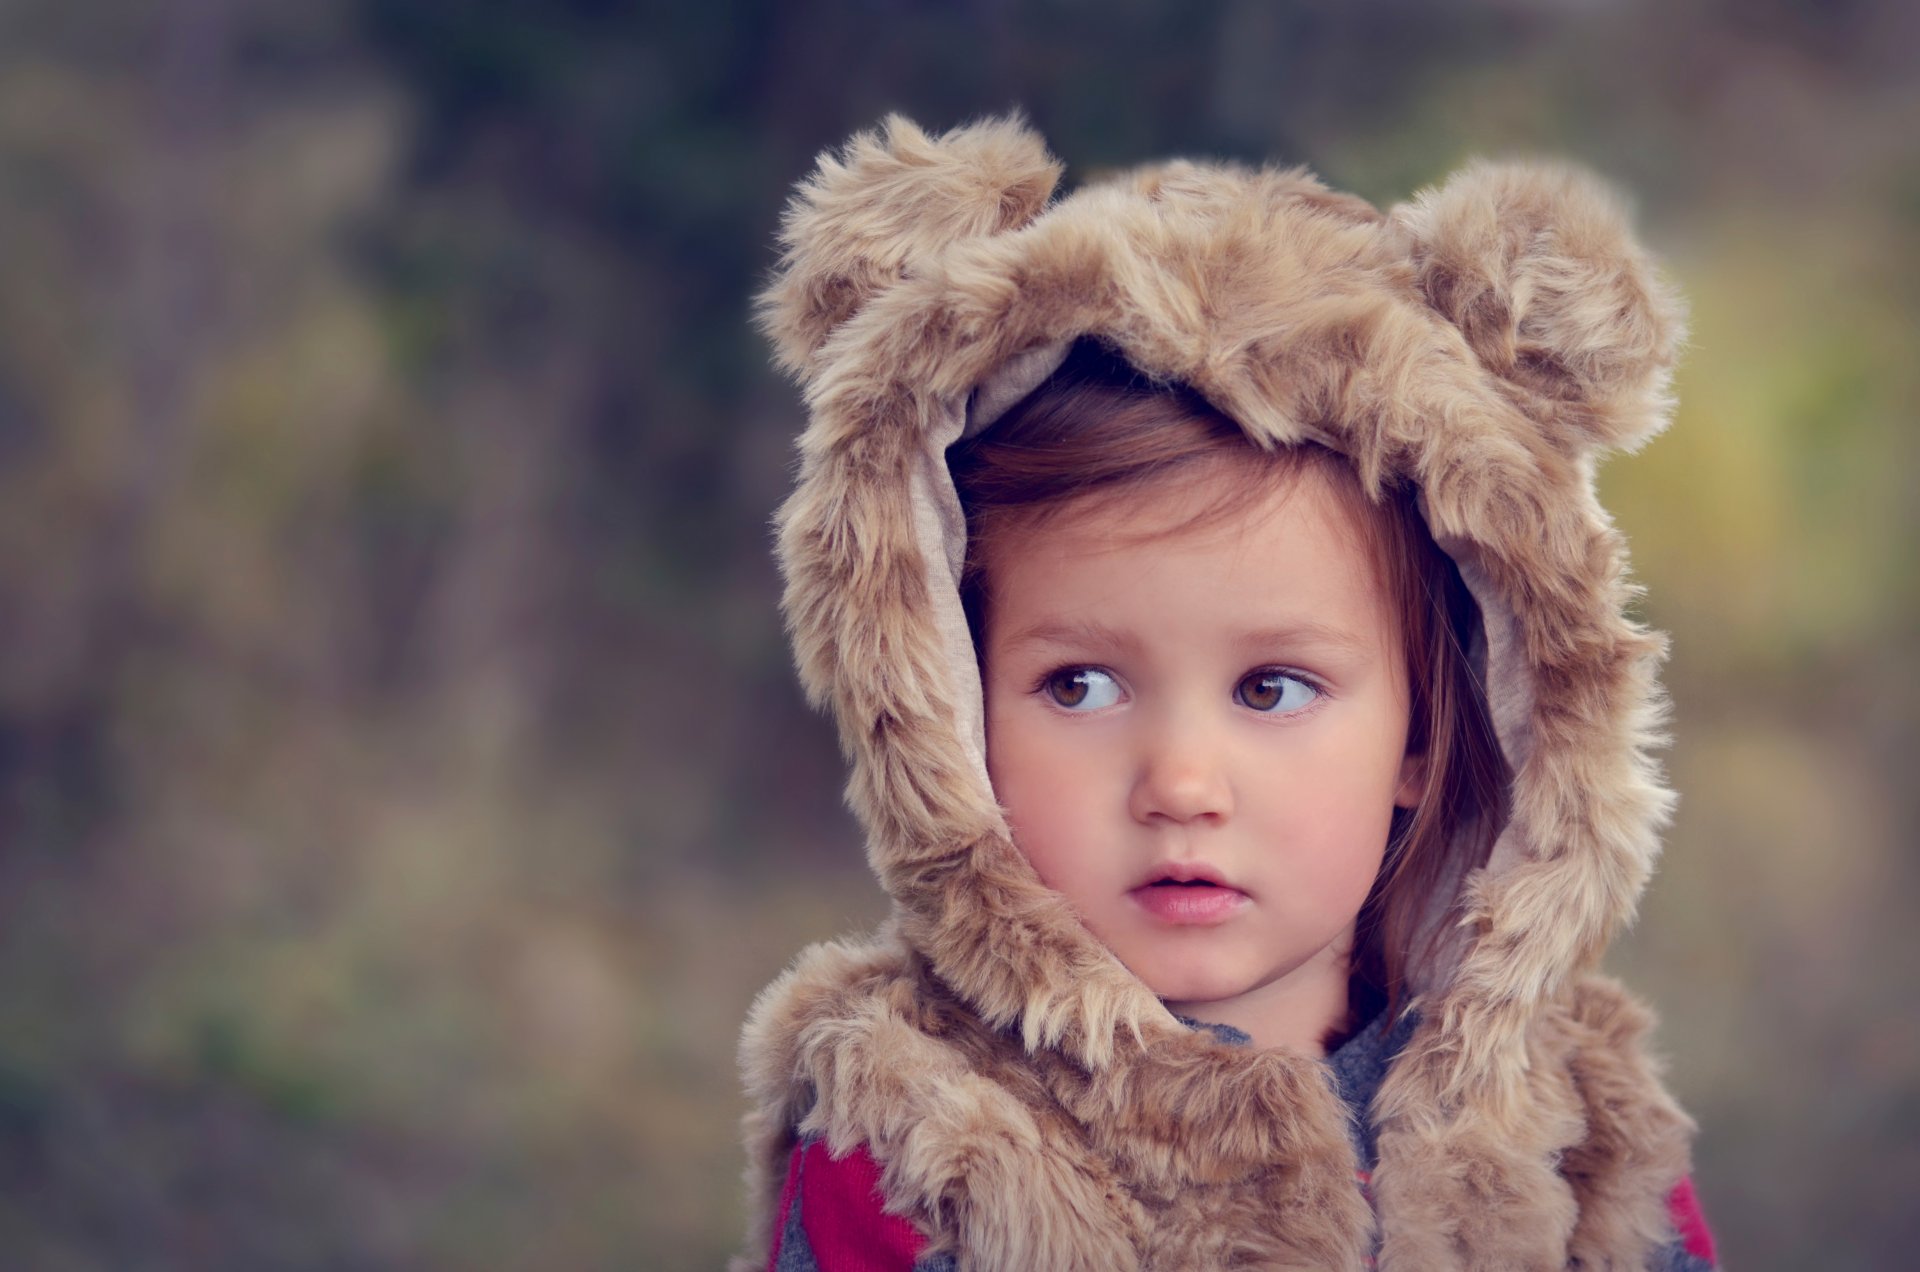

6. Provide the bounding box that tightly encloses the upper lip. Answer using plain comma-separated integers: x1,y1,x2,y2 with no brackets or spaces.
1131,861,1240,890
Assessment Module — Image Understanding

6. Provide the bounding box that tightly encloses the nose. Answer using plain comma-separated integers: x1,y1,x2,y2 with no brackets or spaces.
1127,714,1234,826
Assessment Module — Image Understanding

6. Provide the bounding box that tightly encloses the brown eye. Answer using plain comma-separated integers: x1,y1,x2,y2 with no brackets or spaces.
1044,668,1120,710
1237,670,1316,714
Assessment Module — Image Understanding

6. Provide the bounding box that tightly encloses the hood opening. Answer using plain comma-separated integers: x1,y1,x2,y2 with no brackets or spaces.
934,336,1521,1010
761,114,1681,1079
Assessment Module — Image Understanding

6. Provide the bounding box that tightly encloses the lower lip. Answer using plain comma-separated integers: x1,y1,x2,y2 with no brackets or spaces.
1129,884,1249,925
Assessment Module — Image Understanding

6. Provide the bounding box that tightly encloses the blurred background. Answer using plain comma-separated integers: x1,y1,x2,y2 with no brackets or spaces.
0,0,1914,1267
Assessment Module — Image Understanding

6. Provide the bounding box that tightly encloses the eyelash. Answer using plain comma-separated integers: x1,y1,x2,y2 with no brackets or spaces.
1237,666,1328,716
1028,665,1329,716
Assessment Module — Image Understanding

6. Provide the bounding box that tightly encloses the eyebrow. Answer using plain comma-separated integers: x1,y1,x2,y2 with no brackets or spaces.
1229,623,1373,657
1001,617,1372,657
1000,618,1143,655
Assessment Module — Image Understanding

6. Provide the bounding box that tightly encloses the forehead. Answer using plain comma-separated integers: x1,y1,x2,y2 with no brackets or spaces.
982,457,1400,655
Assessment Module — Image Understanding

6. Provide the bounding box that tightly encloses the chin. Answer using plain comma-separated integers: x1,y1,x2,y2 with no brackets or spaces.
1136,963,1252,1008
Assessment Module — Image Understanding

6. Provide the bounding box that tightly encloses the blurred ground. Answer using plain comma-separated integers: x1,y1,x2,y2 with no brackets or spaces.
0,1,1915,1267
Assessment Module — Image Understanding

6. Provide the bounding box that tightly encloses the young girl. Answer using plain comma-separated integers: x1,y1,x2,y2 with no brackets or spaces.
737,114,1718,1271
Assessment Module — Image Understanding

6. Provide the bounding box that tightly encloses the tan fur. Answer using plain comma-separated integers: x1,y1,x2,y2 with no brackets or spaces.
742,114,1697,1269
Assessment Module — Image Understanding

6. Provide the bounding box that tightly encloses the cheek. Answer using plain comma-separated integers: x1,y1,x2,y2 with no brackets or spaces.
984,709,1103,882
1254,738,1400,893
1295,712,1411,829
1265,819,1388,938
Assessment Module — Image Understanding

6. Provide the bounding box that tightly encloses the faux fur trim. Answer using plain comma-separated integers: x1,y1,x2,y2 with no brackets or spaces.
746,113,1696,1268
755,113,1062,382
1368,975,1694,1271
739,941,1691,1269
1391,158,1687,454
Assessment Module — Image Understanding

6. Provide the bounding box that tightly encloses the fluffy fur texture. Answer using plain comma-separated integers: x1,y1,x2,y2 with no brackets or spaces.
738,113,1695,1270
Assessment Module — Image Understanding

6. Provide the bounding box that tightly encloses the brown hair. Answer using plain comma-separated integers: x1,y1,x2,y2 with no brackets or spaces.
947,338,1510,1042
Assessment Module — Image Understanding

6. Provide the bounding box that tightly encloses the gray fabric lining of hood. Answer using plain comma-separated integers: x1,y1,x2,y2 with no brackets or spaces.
916,340,1539,997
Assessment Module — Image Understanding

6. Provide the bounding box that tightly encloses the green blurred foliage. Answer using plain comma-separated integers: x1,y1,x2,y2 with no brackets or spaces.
0,0,1914,1267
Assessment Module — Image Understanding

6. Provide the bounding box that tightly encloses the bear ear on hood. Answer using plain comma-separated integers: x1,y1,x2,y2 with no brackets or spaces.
755,112,1062,385
1390,158,1688,457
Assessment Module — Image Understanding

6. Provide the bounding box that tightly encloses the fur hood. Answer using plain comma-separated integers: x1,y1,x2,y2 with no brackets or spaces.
738,113,1696,1270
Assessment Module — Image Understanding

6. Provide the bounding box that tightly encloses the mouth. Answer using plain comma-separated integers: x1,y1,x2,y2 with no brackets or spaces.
1128,866,1248,925
1135,861,1234,889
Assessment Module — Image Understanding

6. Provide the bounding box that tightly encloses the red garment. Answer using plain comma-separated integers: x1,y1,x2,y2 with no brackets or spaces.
768,1140,925,1271
1667,1174,1719,1265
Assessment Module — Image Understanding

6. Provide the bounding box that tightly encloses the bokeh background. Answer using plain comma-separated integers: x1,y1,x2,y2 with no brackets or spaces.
1,1,1915,1267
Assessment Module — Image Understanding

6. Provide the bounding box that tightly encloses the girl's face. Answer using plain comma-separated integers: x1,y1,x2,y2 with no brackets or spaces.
979,458,1426,1054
